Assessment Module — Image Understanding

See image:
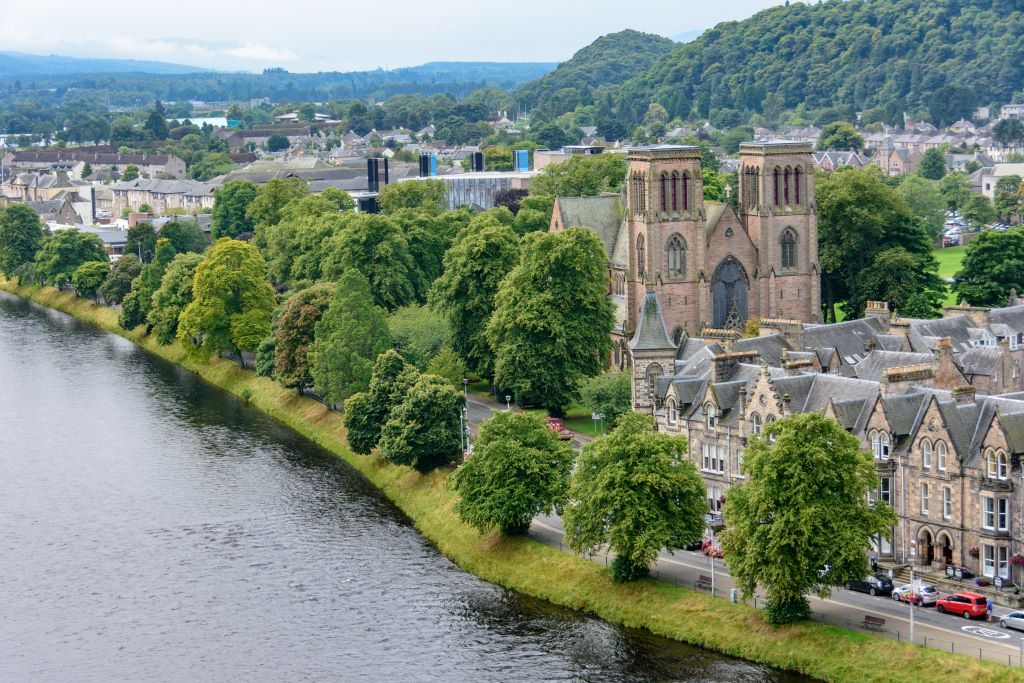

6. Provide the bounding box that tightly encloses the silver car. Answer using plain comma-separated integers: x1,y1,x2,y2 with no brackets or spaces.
892,583,939,605
1000,611,1024,631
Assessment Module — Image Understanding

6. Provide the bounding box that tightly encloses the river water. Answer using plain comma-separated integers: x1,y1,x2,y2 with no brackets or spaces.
0,292,807,682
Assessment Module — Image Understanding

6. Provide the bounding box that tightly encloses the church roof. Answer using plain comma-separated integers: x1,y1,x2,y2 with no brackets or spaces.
629,292,675,351
553,194,623,260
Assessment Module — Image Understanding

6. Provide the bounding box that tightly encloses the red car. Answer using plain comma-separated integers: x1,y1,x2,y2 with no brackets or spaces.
936,592,989,619
545,417,573,440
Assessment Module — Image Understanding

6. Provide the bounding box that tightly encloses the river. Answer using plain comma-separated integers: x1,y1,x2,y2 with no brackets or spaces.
0,292,807,682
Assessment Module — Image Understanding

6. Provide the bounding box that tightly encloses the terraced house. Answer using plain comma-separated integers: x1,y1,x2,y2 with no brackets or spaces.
628,294,1024,589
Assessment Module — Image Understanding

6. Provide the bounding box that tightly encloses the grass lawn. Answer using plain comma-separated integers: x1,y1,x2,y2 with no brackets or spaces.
933,245,966,280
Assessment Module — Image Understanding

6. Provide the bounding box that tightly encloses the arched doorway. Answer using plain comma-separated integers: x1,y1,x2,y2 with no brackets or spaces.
917,528,934,565
711,257,749,329
936,531,954,566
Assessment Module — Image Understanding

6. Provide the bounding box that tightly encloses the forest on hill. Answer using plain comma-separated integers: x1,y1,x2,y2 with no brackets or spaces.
611,0,1024,128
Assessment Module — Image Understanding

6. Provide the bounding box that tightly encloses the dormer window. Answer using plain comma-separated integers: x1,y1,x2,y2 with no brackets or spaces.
752,413,762,435
705,403,716,430
667,400,678,426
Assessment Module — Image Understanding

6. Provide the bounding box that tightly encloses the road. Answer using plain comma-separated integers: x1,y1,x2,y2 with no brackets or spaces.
464,393,1024,666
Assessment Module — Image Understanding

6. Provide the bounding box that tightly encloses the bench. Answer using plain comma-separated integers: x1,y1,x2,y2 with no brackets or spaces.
862,615,886,631
694,575,713,590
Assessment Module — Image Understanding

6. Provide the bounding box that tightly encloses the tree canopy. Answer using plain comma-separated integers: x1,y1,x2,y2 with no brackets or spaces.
177,238,276,359
452,412,573,535
722,413,896,624
98,253,142,305
310,271,392,405
817,121,863,152
563,413,705,582
487,227,614,413
379,373,465,472
953,228,1024,307
269,282,335,390
211,179,258,239
530,154,627,197
33,228,107,286
0,204,45,278
147,252,204,345
323,214,417,311
378,179,447,214
343,350,420,455
71,260,110,298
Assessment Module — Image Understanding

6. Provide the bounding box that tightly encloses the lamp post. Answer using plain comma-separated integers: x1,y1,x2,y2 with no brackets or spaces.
505,395,511,412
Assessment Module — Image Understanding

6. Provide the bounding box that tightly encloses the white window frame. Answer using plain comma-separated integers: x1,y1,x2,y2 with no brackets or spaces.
752,413,762,435
705,403,716,430
921,483,929,515
984,497,995,529
984,545,996,578
880,433,890,460
667,400,677,426
922,439,932,469
998,497,1009,531
937,441,947,471
999,547,1010,579
999,452,1009,480
987,449,998,479
880,477,891,504
943,487,952,519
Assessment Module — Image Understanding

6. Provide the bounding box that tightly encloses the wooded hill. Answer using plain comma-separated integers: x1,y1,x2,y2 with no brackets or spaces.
535,0,1024,129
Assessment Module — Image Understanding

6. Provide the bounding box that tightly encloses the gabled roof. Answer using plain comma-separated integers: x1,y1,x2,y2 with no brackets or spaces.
629,292,674,351
881,392,928,437
853,350,934,382
803,318,884,366
735,334,790,367
554,195,624,260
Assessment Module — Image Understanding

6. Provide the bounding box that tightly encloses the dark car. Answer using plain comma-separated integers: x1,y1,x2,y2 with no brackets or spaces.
845,574,894,596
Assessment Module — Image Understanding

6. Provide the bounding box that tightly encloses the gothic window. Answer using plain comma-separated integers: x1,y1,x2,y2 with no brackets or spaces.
636,234,645,277
773,167,780,205
999,451,1009,480
660,173,668,212
783,167,791,204
681,171,690,211
667,399,677,425
794,167,802,204
922,439,932,468
645,363,663,402
752,413,762,435
711,257,749,328
672,326,683,346
670,171,679,212
705,403,716,429
936,440,947,470
986,448,997,478
638,173,646,212
780,230,797,270
666,233,687,278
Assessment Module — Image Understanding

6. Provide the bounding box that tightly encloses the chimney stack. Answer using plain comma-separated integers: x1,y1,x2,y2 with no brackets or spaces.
865,301,890,332
952,385,977,405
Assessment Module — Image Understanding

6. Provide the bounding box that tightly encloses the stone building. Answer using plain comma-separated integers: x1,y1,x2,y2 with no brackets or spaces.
551,142,820,369
628,294,1024,589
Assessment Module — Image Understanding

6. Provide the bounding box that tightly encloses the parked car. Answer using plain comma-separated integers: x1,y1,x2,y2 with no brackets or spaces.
1000,611,1024,630
892,583,939,605
545,417,573,440
845,574,894,596
936,592,988,619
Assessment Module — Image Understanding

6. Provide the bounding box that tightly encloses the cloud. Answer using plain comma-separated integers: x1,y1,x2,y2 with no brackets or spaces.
221,43,299,62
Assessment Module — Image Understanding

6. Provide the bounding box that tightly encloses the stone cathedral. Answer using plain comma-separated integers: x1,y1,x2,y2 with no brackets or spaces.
550,141,821,366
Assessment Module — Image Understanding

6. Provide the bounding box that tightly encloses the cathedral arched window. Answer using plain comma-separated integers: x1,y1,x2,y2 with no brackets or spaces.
636,234,645,277
783,167,791,204
794,166,802,204
670,171,679,212
659,173,668,212
681,171,690,211
666,233,687,278
780,230,797,270
773,167,780,205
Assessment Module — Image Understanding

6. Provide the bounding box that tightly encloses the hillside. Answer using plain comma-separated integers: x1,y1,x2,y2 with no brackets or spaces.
615,0,1024,127
514,30,677,118
0,51,209,75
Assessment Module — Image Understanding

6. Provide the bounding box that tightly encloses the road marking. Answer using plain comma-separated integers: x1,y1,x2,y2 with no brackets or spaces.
962,625,1010,640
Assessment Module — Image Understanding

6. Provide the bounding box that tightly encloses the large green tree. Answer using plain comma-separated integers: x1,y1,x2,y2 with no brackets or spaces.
147,252,203,344
143,100,169,140
429,224,520,377
530,154,627,197
158,220,207,254
952,228,1024,307
995,176,1023,223
379,374,465,472
722,413,896,624
271,282,335,390
452,412,573,535
818,168,942,321
387,304,452,370
120,239,177,330
310,271,392,405
322,214,417,310
34,228,107,286
211,179,258,239
177,238,275,360
124,222,157,261
816,121,864,151
897,174,946,237
993,118,1024,148
246,178,310,236
71,261,110,299
0,204,45,278
487,227,614,414
98,254,142,305
564,413,705,582
578,370,632,428
343,350,420,454
917,148,947,180
378,179,447,214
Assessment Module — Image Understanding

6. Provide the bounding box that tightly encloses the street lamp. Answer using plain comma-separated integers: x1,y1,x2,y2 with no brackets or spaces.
463,377,468,399
505,395,511,412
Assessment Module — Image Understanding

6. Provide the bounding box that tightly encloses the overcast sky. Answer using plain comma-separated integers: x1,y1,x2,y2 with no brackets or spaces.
3,1,786,72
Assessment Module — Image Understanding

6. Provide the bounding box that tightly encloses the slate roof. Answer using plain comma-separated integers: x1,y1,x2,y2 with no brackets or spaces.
876,334,907,351
735,334,790,367
832,398,870,429
908,316,978,353
853,351,935,382
991,305,1024,333
802,318,884,366
554,195,623,260
959,347,1002,378
704,202,728,238
629,292,674,351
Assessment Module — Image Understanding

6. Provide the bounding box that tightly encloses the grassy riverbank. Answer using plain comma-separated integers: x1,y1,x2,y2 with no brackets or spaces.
4,278,1022,683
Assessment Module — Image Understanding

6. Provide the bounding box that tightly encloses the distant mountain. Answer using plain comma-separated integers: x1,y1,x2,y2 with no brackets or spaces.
616,0,1024,127
0,51,210,76
514,30,676,117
